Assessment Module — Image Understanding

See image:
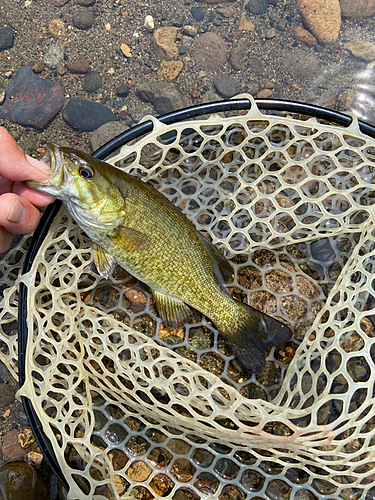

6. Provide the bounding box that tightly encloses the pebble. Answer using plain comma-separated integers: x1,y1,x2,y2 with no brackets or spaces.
282,49,319,79
0,462,48,499
179,45,186,55
1,64,65,129
190,7,205,21
340,0,375,19
144,15,154,32
43,43,64,69
217,5,236,17
266,28,277,39
154,27,179,60
239,15,255,31
72,6,95,30
77,0,95,5
117,83,129,97
0,87,5,104
182,25,198,37
32,60,45,73
248,56,264,74
295,26,317,46
213,73,242,97
229,38,250,71
62,98,117,131
246,80,260,95
158,60,184,81
82,70,102,92
344,40,375,62
49,19,66,36
0,27,14,51
137,82,188,114
90,121,129,152
257,88,273,98
67,59,90,73
193,32,227,70
297,0,341,45
245,0,269,15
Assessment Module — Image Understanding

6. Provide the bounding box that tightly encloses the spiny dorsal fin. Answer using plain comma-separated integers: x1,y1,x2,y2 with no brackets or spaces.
198,233,233,283
108,226,150,251
94,244,117,279
152,290,192,329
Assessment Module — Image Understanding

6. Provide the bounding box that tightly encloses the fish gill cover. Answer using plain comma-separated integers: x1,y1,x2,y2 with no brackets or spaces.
1,95,375,499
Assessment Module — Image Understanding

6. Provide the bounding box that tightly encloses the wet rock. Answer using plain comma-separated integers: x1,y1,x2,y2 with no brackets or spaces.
295,26,318,46
0,383,16,413
257,88,273,98
0,27,14,51
230,38,250,70
217,5,236,17
82,70,102,92
67,59,90,74
190,7,205,21
137,82,188,114
43,43,64,69
158,60,184,81
77,0,95,5
128,103,154,123
62,98,116,131
213,73,242,97
49,19,66,36
90,121,129,152
0,461,48,500
282,49,319,79
32,60,45,73
344,40,375,62
340,0,375,19
72,7,95,30
239,15,255,31
193,32,227,70
116,84,129,97
2,430,25,460
248,56,264,74
246,0,269,15
1,65,65,129
154,27,179,60
182,25,198,37
245,80,260,95
297,0,341,45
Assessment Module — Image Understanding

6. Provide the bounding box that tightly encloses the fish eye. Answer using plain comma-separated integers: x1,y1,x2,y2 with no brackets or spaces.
79,166,94,179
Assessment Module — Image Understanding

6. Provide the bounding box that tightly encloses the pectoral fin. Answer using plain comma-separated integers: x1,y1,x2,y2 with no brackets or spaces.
109,226,150,251
153,290,192,329
94,244,116,278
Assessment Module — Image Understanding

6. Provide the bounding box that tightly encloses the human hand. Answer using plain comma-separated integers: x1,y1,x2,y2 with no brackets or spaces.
0,127,55,253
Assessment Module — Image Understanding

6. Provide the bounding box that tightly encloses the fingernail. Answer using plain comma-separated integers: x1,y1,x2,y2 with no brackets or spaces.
26,154,51,174
8,200,27,224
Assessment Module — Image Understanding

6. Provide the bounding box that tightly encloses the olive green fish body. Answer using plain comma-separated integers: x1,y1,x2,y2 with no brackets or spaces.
27,145,292,373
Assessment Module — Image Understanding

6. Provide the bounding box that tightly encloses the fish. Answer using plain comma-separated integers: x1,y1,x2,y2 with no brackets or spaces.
27,145,292,374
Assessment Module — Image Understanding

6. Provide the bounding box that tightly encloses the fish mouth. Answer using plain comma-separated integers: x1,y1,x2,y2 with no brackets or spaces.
26,144,65,196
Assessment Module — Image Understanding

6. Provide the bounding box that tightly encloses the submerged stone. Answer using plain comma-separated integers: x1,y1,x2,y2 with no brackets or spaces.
62,98,116,131
1,64,65,129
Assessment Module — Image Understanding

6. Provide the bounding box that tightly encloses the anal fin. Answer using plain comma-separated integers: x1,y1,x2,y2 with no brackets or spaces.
153,290,192,329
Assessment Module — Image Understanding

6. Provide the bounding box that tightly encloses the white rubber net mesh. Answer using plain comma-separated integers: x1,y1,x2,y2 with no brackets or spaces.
1,95,375,500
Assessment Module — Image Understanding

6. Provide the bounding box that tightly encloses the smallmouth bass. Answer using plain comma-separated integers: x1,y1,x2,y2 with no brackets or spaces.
27,145,292,373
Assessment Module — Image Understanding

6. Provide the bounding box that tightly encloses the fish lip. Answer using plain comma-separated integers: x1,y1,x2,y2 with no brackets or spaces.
27,144,64,196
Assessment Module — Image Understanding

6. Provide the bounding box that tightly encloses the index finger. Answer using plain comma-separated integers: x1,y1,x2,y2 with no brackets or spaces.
0,127,51,182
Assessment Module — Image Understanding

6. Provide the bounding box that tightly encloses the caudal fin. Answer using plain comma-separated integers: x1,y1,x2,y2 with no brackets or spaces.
220,302,292,374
